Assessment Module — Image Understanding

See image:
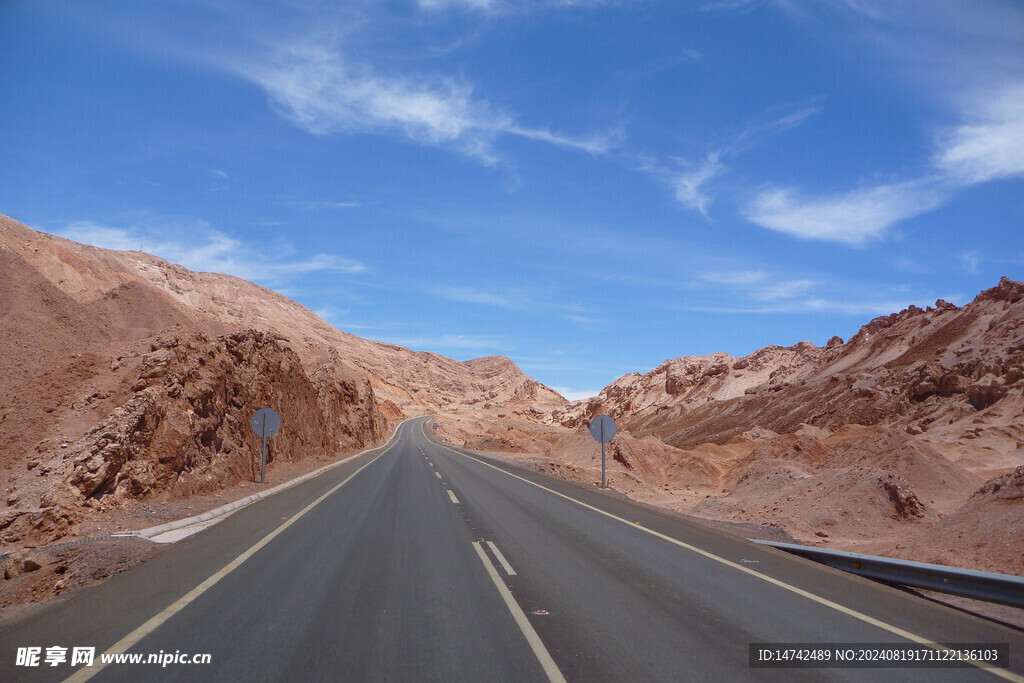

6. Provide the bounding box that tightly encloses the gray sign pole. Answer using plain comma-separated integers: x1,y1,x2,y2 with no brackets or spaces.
250,407,281,485
601,420,606,489
589,415,616,491
261,419,267,484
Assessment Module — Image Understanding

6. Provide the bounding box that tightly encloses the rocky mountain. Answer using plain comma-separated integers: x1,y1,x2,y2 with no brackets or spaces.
0,213,565,552
555,278,1024,470
0,215,565,415
434,277,1024,578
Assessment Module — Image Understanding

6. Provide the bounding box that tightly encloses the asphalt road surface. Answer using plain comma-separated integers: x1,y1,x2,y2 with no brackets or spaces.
2,416,1022,682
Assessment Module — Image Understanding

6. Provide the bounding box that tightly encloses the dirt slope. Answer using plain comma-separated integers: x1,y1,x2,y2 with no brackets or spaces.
1,214,566,416
0,213,563,564
435,278,1024,577
556,278,1024,469
892,465,1024,575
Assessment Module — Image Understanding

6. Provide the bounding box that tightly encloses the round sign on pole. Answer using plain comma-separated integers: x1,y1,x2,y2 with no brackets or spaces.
251,408,281,485
250,407,281,437
589,415,616,443
589,415,616,490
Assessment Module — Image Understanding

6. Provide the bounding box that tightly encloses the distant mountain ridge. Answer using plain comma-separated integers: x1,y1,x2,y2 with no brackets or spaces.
555,277,1024,459
432,276,1024,576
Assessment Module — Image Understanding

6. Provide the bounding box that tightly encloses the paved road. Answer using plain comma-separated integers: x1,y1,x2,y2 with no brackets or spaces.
2,416,1022,682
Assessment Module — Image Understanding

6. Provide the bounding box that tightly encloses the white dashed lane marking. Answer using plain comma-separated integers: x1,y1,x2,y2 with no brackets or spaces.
486,541,517,576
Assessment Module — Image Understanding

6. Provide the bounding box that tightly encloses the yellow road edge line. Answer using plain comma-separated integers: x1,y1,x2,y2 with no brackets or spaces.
429,426,1023,683
63,428,402,683
471,541,565,683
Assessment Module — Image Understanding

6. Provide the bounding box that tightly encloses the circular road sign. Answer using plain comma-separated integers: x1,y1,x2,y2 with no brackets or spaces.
251,407,281,437
589,414,616,443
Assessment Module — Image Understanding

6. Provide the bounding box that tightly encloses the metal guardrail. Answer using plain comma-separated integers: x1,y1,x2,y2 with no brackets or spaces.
749,539,1024,609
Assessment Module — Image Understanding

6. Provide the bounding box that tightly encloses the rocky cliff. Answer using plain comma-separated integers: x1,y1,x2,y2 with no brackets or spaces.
555,278,1024,465
0,213,564,553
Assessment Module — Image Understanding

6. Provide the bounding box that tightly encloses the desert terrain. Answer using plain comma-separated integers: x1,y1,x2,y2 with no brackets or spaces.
433,277,1024,577
2,212,1021,616
0,214,565,610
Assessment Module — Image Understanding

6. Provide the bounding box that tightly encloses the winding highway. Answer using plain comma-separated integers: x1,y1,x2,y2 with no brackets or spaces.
2,416,1022,682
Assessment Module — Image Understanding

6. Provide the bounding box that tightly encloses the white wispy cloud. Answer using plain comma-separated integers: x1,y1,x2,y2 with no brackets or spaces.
700,0,885,19
661,102,821,216
730,102,823,152
744,180,946,245
294,200,361,210
418,0,495,9
744,85,1021,242
733,3,1024,245
933,84,1024,185
377,333,506,351
428,285,522,308
698,270,766,285
673,153,724,217
416,0,626,13
891,257,930,274
698,268,818,304
682,257,955,316
752,278,815,300
673,297,936,316
57,220,366,287
228,38,610,164
699,0,767,12
799,297,939,315
565,314,608,326
60,223,145,251
958,250,981,274
427,284,592,318
504,124,612,154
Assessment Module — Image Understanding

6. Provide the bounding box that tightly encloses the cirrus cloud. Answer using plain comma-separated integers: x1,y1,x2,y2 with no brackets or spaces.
744,180,946,245
933,84,1024,185
57,220,366,287
230,39,611,165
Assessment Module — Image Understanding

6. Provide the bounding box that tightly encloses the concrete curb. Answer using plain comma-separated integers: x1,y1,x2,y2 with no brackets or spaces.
124,418,412,541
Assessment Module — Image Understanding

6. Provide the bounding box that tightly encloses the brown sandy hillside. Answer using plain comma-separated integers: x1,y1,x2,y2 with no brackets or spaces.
0,214,566,416
0,213,565,554
893,465,1024,575
0,220,382,551
556,277,1024,474
433,278,1024,576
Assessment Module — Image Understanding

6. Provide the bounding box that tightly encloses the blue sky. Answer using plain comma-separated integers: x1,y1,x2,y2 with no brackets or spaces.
2,0,1022,399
